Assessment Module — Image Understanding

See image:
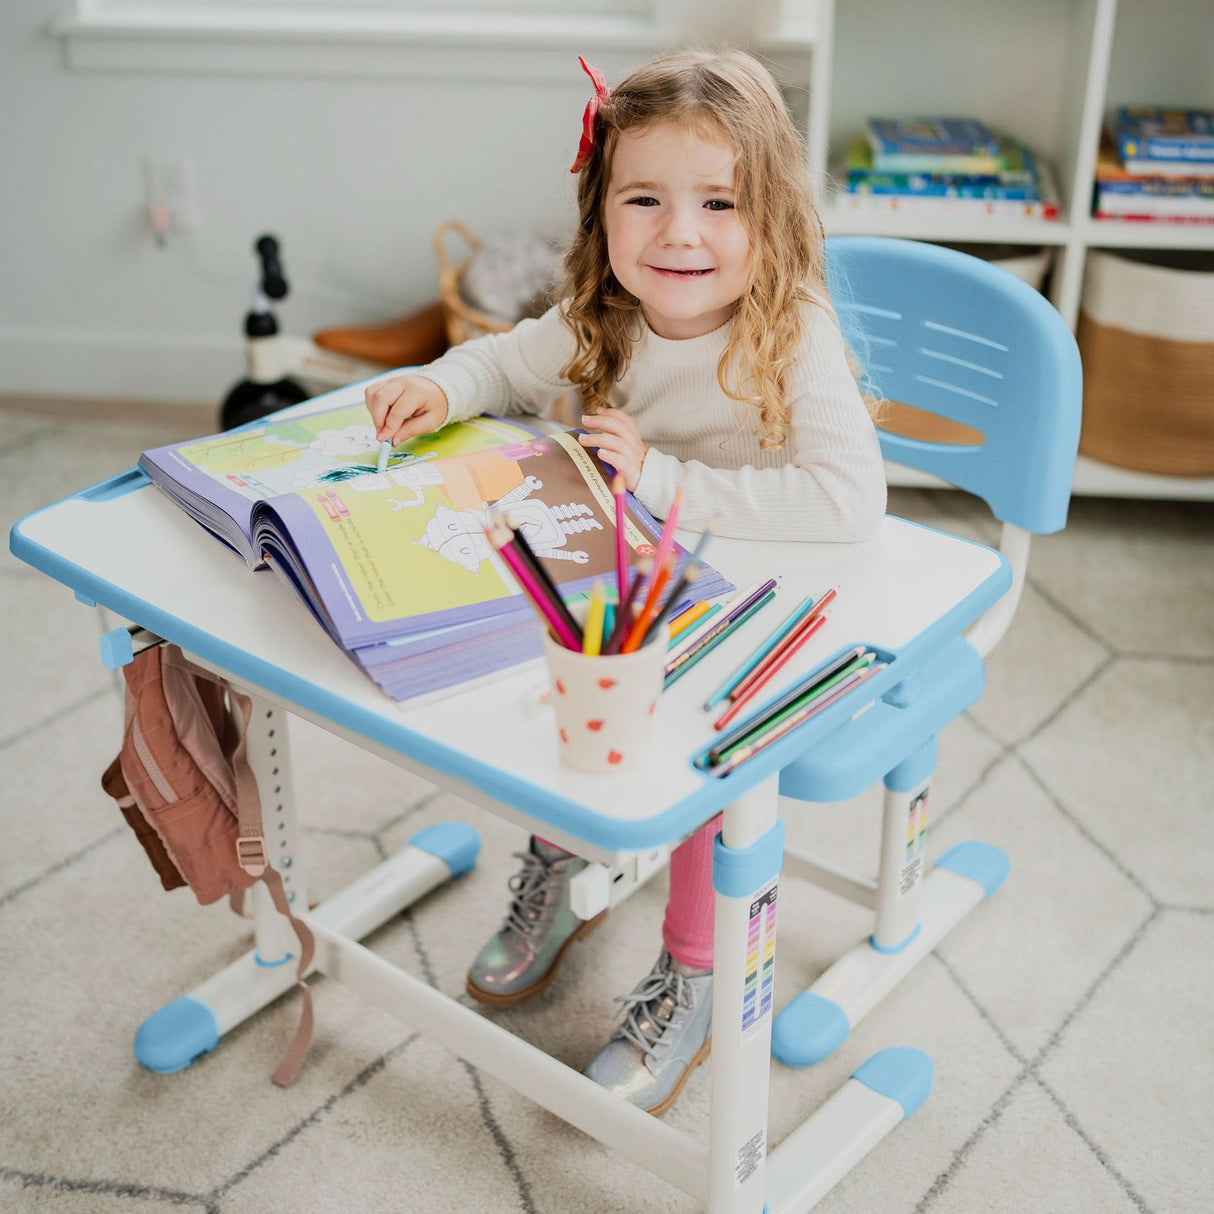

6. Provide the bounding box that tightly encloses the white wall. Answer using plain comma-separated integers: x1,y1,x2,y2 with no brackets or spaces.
0,3,634,405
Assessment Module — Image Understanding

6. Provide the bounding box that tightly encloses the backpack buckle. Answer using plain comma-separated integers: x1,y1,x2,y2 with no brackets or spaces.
236,834,267,876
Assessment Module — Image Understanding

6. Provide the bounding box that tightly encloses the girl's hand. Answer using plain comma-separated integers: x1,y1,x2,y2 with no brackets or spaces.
578,408,648,491
365,375,449,445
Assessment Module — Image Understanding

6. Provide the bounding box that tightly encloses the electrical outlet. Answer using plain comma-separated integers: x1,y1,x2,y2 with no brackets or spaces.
142,158,199,239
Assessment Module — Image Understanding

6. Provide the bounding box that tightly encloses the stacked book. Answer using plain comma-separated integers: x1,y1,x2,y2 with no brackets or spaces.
1093,107,1214,224
838,117,1057,220
140,402,732,702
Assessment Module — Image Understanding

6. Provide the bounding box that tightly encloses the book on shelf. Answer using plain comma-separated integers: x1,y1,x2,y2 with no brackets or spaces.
140,402,732,702
1092,132,1214,222
865,117,1003,175
835,158,1059,220
844,139,1040,200
1115,106,1214,176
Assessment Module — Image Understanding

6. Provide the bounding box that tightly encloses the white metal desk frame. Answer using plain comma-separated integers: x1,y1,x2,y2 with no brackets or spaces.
11,391,1008,1214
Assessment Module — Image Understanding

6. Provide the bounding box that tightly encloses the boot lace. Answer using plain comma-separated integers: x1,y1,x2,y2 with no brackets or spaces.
501,850,572,939
613,955,696,1060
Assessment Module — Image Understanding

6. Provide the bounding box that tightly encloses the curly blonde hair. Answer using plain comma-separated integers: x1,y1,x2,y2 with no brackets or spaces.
561,48,832,448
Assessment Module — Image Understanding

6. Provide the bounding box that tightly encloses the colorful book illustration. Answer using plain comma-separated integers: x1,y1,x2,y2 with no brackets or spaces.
1115,107,1214,174
865,117,1002,175
141,403,733,701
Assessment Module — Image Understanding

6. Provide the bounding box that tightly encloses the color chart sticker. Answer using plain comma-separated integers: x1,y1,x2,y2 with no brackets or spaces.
740,877,778,1042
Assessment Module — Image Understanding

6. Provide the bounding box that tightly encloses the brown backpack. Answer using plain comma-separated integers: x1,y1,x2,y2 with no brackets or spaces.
101,642,314,1086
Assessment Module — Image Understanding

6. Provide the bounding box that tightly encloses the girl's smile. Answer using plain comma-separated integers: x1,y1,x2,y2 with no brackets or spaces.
604,121,751,340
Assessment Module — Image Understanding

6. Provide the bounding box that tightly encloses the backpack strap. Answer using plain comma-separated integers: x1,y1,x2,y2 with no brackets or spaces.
164,647,316,1087
224,684,316,1088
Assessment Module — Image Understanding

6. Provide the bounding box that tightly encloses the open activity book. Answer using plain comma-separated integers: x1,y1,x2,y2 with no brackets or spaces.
140,402,732,701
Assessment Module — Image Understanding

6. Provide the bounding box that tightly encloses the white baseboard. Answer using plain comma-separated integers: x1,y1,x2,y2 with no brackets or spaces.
0,328,243,406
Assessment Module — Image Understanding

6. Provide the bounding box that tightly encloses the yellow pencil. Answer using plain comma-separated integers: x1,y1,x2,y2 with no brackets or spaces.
583,581,606,656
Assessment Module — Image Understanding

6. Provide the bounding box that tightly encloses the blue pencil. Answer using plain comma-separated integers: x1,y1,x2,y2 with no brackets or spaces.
703,594,816,709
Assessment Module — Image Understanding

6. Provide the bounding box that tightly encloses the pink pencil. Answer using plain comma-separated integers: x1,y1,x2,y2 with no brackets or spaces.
612,472,628,609
650,487,683,594
487,524,581,650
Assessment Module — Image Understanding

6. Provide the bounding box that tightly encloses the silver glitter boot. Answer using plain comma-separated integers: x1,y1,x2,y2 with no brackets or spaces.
583,948,713,1117
466,839,607,1007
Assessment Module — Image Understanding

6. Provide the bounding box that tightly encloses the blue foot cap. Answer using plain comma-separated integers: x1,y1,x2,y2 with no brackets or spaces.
409,822,481,878
852,1047,933,1119
134,996,220,1074
935,841,1010,898
771,992,850,1068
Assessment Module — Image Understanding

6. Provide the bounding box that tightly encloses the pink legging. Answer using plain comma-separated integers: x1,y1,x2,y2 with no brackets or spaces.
662,814,721,970
539,814,722,971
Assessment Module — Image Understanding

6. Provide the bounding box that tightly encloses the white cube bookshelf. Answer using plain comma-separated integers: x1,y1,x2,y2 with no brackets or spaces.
774,0,1214,500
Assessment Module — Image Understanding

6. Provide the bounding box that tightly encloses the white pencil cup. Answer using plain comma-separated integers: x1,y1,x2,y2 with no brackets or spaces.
542,624,668,774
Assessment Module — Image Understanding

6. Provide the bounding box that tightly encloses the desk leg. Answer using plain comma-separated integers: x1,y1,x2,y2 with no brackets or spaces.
246,699,308,963
131,695,481,1076
708,774,781,1214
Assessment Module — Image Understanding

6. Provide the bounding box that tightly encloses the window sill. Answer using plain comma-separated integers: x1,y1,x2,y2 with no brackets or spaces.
53,6,820,81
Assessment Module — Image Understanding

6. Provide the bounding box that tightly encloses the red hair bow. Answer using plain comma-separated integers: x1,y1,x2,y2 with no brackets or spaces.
570,55,611,173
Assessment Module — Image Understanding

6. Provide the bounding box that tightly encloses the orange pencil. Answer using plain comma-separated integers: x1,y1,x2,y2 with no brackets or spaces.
621,551,676,653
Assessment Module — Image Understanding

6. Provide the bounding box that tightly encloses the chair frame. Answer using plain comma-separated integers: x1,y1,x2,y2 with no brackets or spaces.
771,237,1083,1068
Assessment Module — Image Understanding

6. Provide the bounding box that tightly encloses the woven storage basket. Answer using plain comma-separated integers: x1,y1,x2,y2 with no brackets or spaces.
433,219,577,424
1077,248,1214,476
433,219,515,347
878,244,1053,447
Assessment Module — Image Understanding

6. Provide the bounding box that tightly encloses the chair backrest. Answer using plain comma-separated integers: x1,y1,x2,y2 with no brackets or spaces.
825,236,1083,534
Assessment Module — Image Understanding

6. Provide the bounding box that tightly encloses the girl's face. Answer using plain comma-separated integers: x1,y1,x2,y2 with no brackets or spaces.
603,121,751,341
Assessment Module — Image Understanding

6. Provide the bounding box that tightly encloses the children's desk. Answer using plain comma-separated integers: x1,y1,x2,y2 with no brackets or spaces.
10,416,1008,1214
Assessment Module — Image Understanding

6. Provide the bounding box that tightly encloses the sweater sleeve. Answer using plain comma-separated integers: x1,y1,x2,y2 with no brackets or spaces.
633,309,887,542
414,305,577,425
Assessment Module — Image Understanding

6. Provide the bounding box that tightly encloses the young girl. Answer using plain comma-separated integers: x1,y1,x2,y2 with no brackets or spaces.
366,49,886,1116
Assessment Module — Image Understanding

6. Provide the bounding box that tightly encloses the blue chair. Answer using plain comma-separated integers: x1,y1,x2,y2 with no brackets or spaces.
771,237,1083,1067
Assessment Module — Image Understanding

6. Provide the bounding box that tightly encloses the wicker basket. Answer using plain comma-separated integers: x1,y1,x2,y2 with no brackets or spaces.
433,219,577,424
433,219,515,347
1077,249,1214,476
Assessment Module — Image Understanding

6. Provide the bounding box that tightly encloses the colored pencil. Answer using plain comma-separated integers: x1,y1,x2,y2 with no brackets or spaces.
713,611,829,730
706,648,873,765
668,602,721,650
650,487,683,592
583,581,606,656
502,513,583,645
622,551,677,653
702,594,814,709
638,521,715,649
663,589,778,689
486,523,581,651
667,580,767,666
602,560,651,655
708,664,886,776
728,588,839,702
668,600,710,639
612,473,628,613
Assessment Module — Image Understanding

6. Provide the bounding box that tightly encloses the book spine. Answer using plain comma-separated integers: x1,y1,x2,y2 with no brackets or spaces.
869,153,1003,176
1118,135,1214,165
839,194,1058,220
1096,176,1214,198
847,178,1038,201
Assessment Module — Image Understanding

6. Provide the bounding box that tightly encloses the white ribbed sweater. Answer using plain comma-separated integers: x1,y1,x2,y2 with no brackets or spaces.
418,302,887,542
